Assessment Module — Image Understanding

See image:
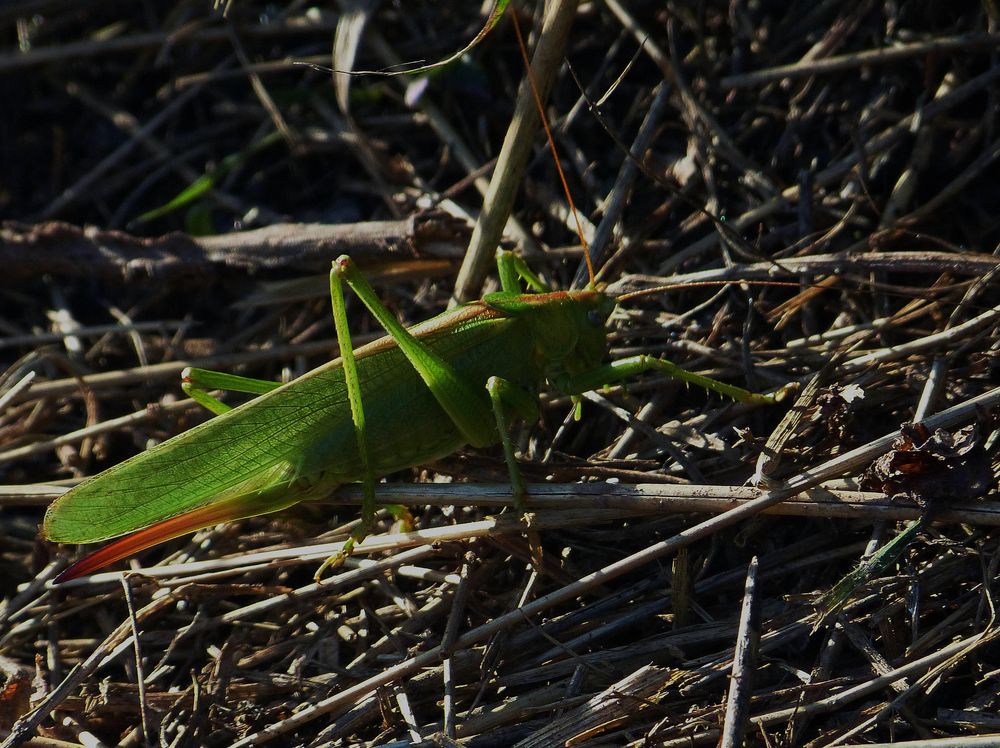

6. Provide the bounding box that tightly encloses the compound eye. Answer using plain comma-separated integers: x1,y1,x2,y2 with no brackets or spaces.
586,308,603,326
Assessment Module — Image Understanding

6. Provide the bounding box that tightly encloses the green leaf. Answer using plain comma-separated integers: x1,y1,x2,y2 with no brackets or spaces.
135,131,283,226
344,0,511,77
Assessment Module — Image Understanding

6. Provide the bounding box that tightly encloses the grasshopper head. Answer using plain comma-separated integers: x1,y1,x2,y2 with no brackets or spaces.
483,287,615,383
559,289,615,376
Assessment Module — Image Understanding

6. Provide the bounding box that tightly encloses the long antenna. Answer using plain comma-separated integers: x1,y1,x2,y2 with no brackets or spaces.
452,0,580,302
510,6,595,287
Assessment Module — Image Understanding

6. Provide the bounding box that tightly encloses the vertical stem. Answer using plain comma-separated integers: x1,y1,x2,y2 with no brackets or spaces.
451,0,580,302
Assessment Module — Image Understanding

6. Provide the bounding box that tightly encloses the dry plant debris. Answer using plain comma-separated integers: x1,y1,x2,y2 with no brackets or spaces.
1,2,1000,747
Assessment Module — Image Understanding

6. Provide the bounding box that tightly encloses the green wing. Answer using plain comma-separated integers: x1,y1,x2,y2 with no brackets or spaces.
42,359,354,543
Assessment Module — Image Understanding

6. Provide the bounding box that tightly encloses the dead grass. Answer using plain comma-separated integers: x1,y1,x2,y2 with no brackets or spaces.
1,2,1000,746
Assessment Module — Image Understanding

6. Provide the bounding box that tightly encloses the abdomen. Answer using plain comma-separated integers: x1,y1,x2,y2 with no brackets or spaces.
293,312,538,483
